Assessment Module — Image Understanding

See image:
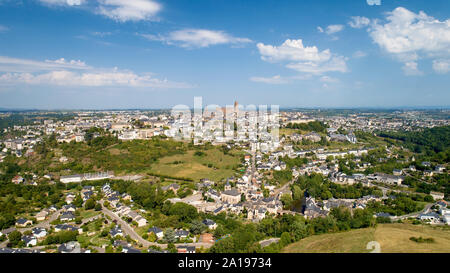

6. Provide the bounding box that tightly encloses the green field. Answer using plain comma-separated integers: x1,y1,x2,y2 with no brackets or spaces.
149,148,242,182
19,137,244,183
282,223,450,253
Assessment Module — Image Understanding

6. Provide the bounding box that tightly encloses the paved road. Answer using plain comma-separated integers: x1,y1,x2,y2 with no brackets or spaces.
273,178,295,197
392,203,434,220
81,213,102,224
259,238,280,247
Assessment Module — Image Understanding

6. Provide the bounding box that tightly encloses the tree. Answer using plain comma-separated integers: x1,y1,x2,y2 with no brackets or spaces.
291,219,309,241
190,220,206,235
84,198,96,210
167,242,177,253
72,194,83,207
94,203,102,211
209,237,235,253
148,232,157,242
168,203,198,222
280,232,292,247
280,194,293,209
8,230,22,246
164,228,177,244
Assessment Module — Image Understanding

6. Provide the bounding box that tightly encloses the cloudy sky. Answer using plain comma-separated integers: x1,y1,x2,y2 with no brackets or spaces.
0,0,449,109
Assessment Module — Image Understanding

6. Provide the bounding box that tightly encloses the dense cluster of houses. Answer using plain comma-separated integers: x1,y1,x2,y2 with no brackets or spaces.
102,184,147,227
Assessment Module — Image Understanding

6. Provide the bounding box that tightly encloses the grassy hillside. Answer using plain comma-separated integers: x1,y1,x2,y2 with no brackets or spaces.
149,148,243,182
282,223,450,253
17,137,244,182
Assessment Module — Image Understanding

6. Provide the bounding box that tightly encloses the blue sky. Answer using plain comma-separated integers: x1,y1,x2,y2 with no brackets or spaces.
0,0,449,109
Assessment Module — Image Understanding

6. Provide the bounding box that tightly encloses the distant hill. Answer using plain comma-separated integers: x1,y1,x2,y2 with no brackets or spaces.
379,126,450,154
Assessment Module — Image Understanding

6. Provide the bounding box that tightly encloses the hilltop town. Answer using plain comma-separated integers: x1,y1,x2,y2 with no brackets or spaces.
0,107,449,253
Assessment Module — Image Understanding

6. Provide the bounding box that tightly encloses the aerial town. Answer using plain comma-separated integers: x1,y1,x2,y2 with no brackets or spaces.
0,105,448,253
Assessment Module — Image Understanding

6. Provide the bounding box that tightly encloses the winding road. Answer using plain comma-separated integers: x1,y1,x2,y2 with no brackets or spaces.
100,201,213,250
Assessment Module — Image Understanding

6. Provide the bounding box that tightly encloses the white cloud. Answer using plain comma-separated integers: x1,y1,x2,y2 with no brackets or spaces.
348,16,370,29
39,0,84,6
317,25,344,39
249,75,288,84
141,29,252,48
0,56,90,73
257,38,348,74
0,71,188,88
432,59,450,74
38,0,161,22
353,50,367,58
97,0,161,22
402,61,423,76
320,76,339,83
369,7,450,75
286,56,347,74
0,25,9,33
0,56,190,88
324,25,344,35
91,31,112,37
257,39,331,63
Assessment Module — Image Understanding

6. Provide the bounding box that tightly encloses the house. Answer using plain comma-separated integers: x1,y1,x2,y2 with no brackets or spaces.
375,173,403,185
60,212,75,222
134,216,147,227
31,227,47,238
244,154,251,162
393,169,403,176
440,208,450,216
430,191,445,201
435,165,446,173
12,176,24,184
16,218,32,227
175,230,189,239
65,194,76,204
162,183,180,193
36,210,49,221
107,196,120,207
206,189,221,202
418,212,440,221
110,226,124,238
43,174,53,180
202,219,217,230
58,241,82,253
22,236,37,247
422,162,431,167
443,215,450,225
177,245,196,253
0,248,13,253
121,193,132,201
62,204,76,212
82,186,95,192
54,224,80,233
148,227,164,239
374,212,392,218
122,246,141,253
